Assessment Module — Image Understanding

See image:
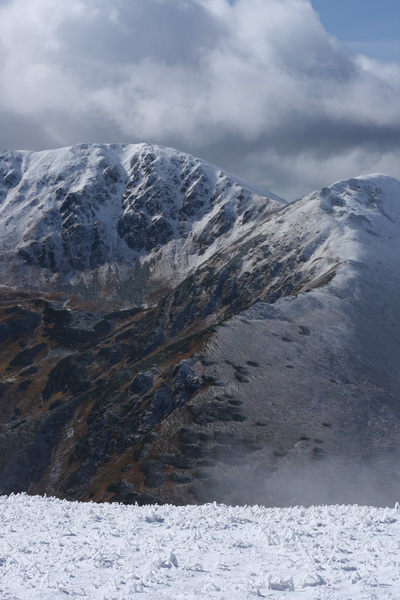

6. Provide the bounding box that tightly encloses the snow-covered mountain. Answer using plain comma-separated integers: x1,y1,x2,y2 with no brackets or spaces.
177,174,400,506
0,144,400,508
0,143,283,300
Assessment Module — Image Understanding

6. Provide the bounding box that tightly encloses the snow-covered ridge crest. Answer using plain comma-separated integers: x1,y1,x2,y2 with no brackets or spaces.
0,143,284,300
193,170,400,317
311,173,400,291
252,172,400,295
0,141,399,304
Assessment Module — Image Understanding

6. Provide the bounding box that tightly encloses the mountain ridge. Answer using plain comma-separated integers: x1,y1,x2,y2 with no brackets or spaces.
0,144,399,506
0,143,284,302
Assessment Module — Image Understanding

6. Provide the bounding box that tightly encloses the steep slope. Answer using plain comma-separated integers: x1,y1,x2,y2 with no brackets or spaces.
0,143,283,301
0,161,399,507
146,174,400,507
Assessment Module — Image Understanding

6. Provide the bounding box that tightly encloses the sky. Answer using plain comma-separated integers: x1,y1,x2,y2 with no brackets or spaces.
0,0,399,199
311,0,400,62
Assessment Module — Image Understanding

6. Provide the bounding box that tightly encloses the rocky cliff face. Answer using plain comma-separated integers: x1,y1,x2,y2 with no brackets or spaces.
0,145,400,507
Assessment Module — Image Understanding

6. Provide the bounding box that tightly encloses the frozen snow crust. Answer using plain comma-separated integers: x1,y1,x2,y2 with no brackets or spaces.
1,494,400,599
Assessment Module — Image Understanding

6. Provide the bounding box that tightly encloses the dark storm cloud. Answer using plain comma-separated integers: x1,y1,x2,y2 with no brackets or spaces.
56,0,224,66
0,0,399,198
0,113,54,149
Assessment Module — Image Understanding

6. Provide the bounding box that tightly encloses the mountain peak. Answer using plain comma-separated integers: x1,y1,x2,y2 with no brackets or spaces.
0,143,284,300
321,173,400,220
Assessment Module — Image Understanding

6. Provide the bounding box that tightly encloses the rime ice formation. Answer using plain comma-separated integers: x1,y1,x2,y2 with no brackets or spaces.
1,494,400,599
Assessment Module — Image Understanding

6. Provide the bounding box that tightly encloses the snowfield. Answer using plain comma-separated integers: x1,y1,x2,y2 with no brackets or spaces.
1,495,400,599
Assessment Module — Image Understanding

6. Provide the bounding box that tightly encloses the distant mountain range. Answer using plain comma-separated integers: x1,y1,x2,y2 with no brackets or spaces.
0,143,399,507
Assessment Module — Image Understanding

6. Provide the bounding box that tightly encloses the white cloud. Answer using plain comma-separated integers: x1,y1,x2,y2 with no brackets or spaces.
0,0,399,198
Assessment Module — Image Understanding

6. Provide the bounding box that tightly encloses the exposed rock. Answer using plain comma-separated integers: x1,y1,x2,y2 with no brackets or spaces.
106,480,159,505
129,372,154,396
42,354,92,402
9,343,47,368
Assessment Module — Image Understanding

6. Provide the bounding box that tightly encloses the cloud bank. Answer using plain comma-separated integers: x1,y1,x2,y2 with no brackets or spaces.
0,0,399,198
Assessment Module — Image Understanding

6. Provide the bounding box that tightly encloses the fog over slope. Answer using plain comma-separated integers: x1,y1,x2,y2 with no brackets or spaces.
147,173,400,507
0,144,399,507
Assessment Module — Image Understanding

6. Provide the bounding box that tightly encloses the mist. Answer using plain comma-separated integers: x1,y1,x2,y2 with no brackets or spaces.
202,453,400,508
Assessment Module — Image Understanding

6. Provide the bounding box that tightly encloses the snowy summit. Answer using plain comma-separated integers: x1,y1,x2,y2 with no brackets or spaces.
0,143,283,299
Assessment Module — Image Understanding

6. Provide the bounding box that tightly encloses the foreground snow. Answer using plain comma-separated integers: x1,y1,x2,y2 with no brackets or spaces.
1,495,399,599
